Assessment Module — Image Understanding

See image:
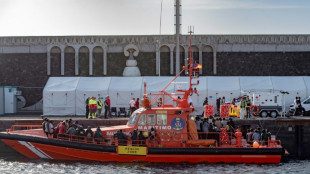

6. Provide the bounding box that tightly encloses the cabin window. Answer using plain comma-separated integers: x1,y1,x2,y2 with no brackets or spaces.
274,96,277,103
147,114,156,125
157,114,167,125
138,114,146,125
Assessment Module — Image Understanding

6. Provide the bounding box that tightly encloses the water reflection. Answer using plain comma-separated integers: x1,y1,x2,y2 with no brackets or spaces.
0,157,309,174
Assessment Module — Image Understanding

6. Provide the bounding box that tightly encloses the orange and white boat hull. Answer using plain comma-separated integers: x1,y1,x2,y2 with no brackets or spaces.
1,138,283,164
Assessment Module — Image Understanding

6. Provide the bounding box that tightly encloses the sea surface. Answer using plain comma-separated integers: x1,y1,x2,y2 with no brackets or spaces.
0,157,309,174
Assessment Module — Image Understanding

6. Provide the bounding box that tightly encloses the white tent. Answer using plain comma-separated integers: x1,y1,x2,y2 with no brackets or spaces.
142,76,175,106
109,77,143,108
207,77,241,112
43,77,79,116
271,76,307,108
303,76,310,97
42,76,310,116
75,77,111,116
240,76,273,91
186,77,207,114
141,76,206,114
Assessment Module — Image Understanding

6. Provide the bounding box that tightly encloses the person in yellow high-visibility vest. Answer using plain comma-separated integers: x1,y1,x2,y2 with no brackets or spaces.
89,97,97,119
88,97,94,119
240,97,246,119
92,97,97,119
97,97,103,118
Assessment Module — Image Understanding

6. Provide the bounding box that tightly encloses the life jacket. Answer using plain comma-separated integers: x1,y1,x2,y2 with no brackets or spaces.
97,100,103,109
246,98,251,107
240,100,246,108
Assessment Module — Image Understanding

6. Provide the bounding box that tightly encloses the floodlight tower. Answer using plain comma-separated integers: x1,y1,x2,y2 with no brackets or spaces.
175,0,181,74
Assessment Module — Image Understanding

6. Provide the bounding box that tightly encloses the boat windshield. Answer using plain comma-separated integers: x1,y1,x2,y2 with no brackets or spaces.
127,108,146,125
127,113,139,125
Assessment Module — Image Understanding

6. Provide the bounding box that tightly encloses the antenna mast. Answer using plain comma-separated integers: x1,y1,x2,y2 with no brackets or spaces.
175,0,181,74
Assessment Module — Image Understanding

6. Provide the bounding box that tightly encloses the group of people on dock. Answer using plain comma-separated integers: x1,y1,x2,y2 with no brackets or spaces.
85,95,111,119
204,95,252,119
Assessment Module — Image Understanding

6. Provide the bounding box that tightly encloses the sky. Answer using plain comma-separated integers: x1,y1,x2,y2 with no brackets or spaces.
0,0,309,36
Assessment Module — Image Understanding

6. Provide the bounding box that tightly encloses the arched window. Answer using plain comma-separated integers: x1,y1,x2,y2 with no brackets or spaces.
159,45,170,76
93,46,104,76
64,46,75,76
173,46,185,75
50,46,61,76
202,45,213,76
78,46,89,76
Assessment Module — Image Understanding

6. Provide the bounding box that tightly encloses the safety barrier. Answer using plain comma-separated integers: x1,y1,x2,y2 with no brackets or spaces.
204,105,214,118
7,125,42,133
220,105,230,118
229,105,241,117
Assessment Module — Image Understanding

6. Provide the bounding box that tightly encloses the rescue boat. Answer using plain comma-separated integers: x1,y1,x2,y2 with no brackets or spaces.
0,30,285,163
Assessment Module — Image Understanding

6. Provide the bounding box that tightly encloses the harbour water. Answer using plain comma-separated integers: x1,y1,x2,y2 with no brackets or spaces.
0,157,309,174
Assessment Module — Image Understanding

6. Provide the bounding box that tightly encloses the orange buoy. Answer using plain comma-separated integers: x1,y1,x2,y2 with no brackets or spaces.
253,141,259,148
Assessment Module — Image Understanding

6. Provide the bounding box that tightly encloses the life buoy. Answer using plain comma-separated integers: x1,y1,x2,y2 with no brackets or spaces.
172,132,183,142
160,132,170,142
250,105,259,116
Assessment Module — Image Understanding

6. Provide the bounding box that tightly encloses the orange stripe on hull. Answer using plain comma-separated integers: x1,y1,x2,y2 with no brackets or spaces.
1,139,281,163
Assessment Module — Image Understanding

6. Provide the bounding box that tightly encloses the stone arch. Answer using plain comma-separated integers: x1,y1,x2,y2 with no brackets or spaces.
93,46,104,76
173,45,185,75
64,46,75,76
50,46,61,76
190,45,199,64
159,45,170,76
79,46,89,76
202,45,214,75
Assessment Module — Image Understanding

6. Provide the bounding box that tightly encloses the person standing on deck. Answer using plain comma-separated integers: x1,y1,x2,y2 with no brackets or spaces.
216,97,221,115
88,97,94,119
129,97,136,115
93,97,97,119
104,96,111,119
89,97,97,119
221,97,226,105
240,97,246,119
135,98,140,110
97,97,103,118
245,96,251,118
85,97,90,119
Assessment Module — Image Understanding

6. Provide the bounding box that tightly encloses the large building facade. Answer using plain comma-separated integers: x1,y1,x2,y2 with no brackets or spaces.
1,35,310,108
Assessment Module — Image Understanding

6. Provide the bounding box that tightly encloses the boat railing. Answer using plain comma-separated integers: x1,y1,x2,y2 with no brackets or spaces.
55,134,149,147
195,131,282,148
54,131,281,149
6,125,43,133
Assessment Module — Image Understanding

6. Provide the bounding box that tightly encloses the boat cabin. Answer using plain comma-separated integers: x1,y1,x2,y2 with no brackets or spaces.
101,106,193,144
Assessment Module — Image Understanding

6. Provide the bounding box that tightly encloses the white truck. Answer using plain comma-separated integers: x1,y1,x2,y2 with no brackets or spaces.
241,90,287,118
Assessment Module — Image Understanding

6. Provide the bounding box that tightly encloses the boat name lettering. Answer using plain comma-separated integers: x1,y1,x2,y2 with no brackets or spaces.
138,125,171,130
